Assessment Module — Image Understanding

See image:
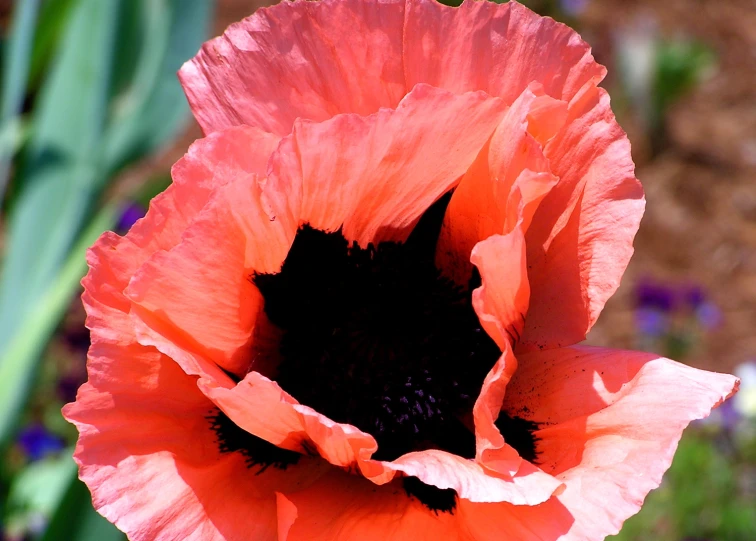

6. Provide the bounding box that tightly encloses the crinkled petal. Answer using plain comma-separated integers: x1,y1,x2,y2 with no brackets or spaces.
472,348,520,476
437,85,559,285
404,0,605,104
125,126,292,377
279,470,473,541
502,345,739,540
199,371,378,467
280,468,572,541
179,0,407,135
75,125,281,384
470,227,530,351
64,231,324,541
521,83,645,351
200,354,560,507
181,0,603,140
372,449,560,505
457,496,575,540
64,362,323,541
267,84,507,247
136,124,280,253
468,228,539,477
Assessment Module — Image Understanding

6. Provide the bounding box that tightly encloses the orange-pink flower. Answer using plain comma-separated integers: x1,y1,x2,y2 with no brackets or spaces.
63,1,738,539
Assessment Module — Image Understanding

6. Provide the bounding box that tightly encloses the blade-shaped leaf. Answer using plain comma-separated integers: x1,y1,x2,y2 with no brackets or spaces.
39,452,126,541
0,205,118,445
103,0,212,173
0,0,41,201
0,0,118,351
0,0,213,446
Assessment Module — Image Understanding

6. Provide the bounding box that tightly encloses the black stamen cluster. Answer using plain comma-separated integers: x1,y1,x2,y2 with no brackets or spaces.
208,409,301,472
248,194,540,511
254,208,499,462
403,476,457,514
495,413,540,463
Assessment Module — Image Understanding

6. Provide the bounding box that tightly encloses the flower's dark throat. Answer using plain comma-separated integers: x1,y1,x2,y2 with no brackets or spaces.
212,193,539,512
209,409,302,472
254,194,499,463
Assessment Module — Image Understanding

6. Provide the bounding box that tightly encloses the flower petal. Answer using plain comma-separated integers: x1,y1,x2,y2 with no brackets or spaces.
64,231,323,541
280,468,571,541
470,227,530,351
280,470,472,541
64,364,309,541
125,126,292,377
179,0,407,135
267,84,507,247
201,362,561,507
468,228,538,474
457,496,574,541
521,83,645,351
198,371,378,468
472,348,520,476
75,125,280,384
378,449,560,505
137,124,280,254
502,345,739,540
436,85,559,285
404,0,605,104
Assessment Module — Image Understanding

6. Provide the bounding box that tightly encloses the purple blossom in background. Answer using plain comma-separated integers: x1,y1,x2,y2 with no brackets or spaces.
560,0,589,17
17,424,64,461
116,202,147,233
699,397,740,431
695,302,722,329
635,278,676,312
682,283,706,309
633,277,722,346
634,307,669,337
717,398,740,430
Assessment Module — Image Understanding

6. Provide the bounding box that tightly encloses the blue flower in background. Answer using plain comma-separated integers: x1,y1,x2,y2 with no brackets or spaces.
635,277,676,312
17,424,64,462
560,0,589,17
116,202,147,234
695,301,722,330
682,284,706,309
634,307,670,337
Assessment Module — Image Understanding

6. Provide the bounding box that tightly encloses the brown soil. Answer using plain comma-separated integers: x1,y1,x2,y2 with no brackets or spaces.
581,0,756,373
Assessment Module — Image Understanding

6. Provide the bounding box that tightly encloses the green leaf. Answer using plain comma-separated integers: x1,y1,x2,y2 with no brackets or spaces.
7,449,77,518
653,39,715,123
0,0,118,444
0,0,41,200
40,452,126,541
102,0,212,173
0,0,212,446
0,0,119,352
27,0,78,90
0,205,118,446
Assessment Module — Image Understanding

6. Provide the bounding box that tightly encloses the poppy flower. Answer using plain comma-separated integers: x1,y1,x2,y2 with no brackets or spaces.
63,0,738,539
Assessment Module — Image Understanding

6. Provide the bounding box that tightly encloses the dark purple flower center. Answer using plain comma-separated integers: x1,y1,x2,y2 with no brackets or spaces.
254,195,499,462
211,194,540,513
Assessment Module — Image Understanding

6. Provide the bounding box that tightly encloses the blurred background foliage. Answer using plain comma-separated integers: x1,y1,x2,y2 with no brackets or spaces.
0,0,754,539
0,0,212,538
